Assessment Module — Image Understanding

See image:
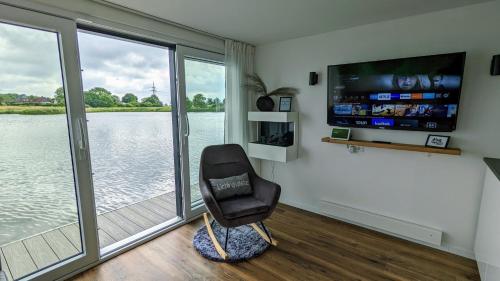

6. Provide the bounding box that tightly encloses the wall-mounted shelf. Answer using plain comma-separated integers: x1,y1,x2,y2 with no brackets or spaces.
248,112,299,162
321,137,461,156
248,111,298,122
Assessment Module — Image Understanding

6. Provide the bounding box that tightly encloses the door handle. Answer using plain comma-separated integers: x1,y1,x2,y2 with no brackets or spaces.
184,114,190,137
77,118,87,150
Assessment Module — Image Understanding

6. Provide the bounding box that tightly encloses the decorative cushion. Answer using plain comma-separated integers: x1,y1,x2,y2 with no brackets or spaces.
218,195,269,219
209,173,253,200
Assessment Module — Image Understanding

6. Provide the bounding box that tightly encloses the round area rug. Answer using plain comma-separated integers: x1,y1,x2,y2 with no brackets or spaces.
193,221,271,262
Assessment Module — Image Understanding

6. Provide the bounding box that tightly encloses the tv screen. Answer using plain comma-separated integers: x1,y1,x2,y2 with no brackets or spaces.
327,52,466,131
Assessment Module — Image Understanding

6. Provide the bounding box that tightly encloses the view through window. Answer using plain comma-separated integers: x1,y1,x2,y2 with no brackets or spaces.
77,30,179,251
184,59,226,204
0,22,83,280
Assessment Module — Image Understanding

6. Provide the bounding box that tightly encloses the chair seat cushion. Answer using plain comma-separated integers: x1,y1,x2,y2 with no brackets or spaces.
219,196,269,220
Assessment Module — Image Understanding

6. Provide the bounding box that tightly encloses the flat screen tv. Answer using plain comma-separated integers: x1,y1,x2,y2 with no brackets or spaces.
327,52,466,132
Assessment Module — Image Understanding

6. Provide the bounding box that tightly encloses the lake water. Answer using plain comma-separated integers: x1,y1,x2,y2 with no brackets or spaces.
0,112,224,245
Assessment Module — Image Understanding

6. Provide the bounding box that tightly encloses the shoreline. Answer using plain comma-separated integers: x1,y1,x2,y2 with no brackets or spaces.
0,106,223,115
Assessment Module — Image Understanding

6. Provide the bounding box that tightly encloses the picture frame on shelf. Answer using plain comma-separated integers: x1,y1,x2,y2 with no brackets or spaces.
425,135,450,148
279,96,292,112
331,127,351,141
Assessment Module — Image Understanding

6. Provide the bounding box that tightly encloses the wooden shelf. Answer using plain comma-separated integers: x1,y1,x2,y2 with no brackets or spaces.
321,137,461,156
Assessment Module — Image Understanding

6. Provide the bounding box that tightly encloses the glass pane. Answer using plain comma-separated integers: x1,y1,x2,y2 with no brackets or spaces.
77,31,178,253
0,22,82,280
185,59,225,205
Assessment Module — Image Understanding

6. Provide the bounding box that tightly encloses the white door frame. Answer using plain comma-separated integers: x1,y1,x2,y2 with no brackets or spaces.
175,45,225,220
0,4,99,281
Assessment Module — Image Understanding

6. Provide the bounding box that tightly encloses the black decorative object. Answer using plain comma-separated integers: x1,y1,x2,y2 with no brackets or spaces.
245,73,298,111
256,96,275,111
309,72,318,85
491,55,500,76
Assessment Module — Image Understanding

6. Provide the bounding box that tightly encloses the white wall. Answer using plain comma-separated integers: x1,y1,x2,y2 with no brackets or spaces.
256,1,500,258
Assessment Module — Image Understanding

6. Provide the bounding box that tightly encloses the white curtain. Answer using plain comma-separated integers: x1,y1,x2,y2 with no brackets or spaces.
225,39,256,151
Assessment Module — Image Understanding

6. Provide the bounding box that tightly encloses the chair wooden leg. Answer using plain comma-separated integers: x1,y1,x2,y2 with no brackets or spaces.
203,213,228,260
251,223,278,246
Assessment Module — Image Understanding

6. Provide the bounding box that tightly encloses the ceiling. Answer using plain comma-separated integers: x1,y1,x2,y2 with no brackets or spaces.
104,0,491,45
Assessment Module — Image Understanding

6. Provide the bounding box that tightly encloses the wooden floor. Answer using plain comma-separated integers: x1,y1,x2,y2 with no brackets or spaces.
0,192,177,281
71,204,480,281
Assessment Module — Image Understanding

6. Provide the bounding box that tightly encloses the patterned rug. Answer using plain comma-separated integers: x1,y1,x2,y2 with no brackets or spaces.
193,221,271,262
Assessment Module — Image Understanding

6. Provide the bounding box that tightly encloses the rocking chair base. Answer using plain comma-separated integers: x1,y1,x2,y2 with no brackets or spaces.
251,223,278,246
195,213,274,262
203,213,228,260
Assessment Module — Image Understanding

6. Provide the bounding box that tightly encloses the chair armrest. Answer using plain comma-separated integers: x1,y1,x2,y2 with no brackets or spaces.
199,178,225,221
252,176,281,207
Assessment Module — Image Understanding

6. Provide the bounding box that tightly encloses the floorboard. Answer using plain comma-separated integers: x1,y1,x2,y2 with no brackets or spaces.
97,216,131,241
71,204,480,281
114,207,156,230
60,224,82,251
22,236,58,269
0,192,177,280
102,211,144,236
42,229,79,260
1,242,36,280
98,230,115,249
0,249,13,281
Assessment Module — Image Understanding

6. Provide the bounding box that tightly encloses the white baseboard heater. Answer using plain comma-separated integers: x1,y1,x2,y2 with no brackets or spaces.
319,200,442,246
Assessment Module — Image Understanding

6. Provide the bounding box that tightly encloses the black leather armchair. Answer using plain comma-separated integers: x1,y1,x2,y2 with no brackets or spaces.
199,144,281,259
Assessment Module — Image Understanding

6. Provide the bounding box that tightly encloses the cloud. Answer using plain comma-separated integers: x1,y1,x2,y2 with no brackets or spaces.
0,23,225,105
185,59,225,100
0,23,62,97
78,31,172,104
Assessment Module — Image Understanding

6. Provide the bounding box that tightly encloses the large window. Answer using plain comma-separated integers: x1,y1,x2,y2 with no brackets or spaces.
0,4,226,280
0,11,96,281
185,59,226,204
77,30,180,254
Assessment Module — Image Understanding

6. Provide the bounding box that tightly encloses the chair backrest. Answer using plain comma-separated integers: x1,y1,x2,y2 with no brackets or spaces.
200,144,256,182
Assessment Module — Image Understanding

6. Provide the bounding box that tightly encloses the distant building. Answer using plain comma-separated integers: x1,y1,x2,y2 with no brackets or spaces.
31,97,53,104
14,95,53,104
15,94,30,103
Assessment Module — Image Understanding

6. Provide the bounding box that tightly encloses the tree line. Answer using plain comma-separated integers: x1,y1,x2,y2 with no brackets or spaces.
1,87,224,112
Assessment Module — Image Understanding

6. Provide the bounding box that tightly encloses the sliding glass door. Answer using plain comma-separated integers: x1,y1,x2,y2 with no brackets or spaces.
0,4,225,280
77,29,181,254
176,46,226,218
0,4,98,281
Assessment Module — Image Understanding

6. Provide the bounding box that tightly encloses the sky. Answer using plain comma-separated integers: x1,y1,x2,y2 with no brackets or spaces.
0,23,62,97
0,22,225,105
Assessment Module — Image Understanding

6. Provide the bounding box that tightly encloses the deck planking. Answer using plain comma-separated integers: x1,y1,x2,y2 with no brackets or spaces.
0,191,178,281
22,236,58,269
42,229,79,260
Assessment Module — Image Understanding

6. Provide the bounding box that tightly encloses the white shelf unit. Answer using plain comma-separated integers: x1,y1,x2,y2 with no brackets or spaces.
247,111,299,162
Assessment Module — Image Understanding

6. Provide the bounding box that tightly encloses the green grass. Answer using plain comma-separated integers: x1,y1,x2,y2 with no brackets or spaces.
0,106,66,115
0,105,223,115
86,106,172,113
0,106,172,115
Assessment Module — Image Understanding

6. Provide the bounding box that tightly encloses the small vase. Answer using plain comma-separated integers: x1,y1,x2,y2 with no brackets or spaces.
256,96,274,111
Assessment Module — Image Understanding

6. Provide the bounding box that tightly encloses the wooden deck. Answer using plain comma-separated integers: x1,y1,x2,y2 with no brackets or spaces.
0,191,178,281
